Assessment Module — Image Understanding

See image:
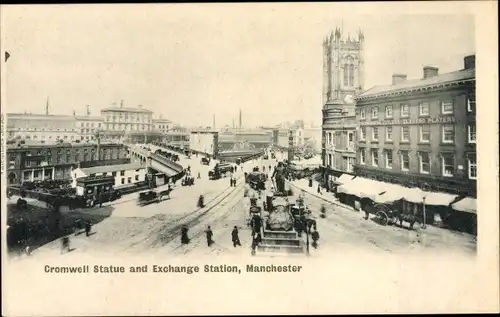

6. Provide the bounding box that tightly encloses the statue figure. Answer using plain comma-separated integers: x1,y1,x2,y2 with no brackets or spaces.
272,162,286,194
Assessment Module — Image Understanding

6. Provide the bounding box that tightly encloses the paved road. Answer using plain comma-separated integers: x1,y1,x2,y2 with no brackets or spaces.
290,180,476,256
10,148,474,261
10,159,257,261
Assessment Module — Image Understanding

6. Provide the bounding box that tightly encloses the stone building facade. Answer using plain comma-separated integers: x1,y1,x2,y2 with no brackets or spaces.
6,142,128,185
354,55,476,196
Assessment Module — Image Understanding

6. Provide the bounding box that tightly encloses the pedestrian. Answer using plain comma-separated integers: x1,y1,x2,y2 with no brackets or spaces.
25,245,32,256
61,236,70,254
197,195,205,208
311,229,320,249
317,185,322,195
98,192,103,208
233,178,237,187
197,172,201,179
232,226,242,247
85,221,92,237
181,225,190,244
308,177,313,188
205,226,213,247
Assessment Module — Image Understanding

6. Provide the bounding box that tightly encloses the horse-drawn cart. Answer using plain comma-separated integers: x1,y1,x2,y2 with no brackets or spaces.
373,199,421,229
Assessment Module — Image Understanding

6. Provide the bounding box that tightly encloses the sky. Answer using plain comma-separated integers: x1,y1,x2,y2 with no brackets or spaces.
1,4,475,128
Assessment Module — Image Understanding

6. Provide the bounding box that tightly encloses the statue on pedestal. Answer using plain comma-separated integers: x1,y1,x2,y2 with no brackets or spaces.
272,162,286,194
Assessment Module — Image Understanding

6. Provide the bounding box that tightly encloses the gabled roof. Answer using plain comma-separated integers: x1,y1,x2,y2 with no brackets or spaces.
78,163,144,175
357,68,475,100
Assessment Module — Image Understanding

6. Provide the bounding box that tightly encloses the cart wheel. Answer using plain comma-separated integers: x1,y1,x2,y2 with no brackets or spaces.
376,210,389,226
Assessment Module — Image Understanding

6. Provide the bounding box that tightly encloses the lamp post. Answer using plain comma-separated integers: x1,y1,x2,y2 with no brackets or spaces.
421,182,429,230
298,193,310,255
94,128,103,161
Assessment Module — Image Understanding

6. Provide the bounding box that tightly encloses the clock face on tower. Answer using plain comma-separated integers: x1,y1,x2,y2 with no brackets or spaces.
344,94,354,104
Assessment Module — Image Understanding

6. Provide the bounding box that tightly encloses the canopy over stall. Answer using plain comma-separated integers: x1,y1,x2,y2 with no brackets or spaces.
337,177,387,200
338,176,458,207
451,197,477,214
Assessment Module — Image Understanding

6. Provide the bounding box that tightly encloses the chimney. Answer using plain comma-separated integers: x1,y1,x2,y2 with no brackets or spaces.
392,74,407,85
423,66,439,79
464,54,475,70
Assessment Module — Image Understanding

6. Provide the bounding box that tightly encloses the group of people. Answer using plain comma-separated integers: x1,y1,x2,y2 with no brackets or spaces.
58,219,93,255
308,176,323,195
230,177,237,187
179,224,242,248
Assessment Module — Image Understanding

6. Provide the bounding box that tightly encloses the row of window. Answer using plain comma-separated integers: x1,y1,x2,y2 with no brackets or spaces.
12,128,77,132
358,98,475,120
80,122,102,128
89,169,140,178
358,148,477,179
106,123,152,131
154,124,170,130
359,123,476,144
324,154,355,173
105,115,152,123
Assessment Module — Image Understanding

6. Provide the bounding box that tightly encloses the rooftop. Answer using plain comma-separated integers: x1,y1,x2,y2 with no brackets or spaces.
78,162,144,175
101,106,153,113
75,115,105,121
7,140,122,149
7,113,76,120
357,68,475,100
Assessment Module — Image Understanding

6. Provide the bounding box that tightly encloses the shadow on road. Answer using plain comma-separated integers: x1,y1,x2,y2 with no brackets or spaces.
6,202,114,256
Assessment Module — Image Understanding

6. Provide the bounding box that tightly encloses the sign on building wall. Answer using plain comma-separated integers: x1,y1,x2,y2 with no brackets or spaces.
359,116,456,126
189,132,216,156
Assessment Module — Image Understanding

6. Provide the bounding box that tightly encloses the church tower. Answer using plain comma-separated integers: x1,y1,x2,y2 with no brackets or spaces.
321,26,365,183
322,28,364,105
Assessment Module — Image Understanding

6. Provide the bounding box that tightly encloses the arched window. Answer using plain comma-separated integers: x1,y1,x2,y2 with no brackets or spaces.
348,64,354,87
343,64,349,86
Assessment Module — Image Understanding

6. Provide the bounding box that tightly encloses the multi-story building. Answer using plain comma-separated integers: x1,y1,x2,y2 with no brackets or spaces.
354,54,476,197
6,113,79,142
152,117,172,135
294,127,323,153
75,115,105,141
164,125,190,149
101,104,154,142
321,28,365,184
6,142,128,185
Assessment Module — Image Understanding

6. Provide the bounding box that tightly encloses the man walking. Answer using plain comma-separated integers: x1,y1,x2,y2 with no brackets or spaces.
231,226,242,247
311,229,320,249
181,225,190,245
205,226,213,247
61,236,70,254
85,221,92,237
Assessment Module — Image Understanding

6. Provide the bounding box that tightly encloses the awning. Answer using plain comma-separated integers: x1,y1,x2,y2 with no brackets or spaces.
337,177,360,195
337,173,355,184
374,183,411,204
337,177,388,200
375,185,431,204
423,192,458,206
451,197,477,214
